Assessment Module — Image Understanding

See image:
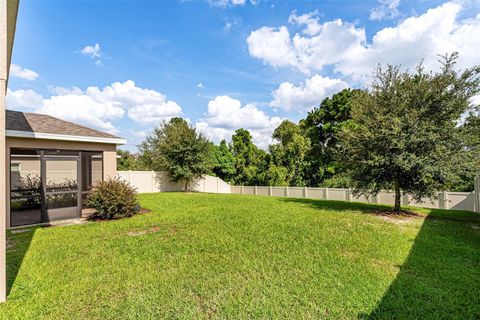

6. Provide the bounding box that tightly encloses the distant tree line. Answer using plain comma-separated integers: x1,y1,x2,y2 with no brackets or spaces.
117,88,366,187
118,54,480,209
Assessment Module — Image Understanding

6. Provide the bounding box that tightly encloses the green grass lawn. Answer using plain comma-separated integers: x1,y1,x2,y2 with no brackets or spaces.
3,193,480,319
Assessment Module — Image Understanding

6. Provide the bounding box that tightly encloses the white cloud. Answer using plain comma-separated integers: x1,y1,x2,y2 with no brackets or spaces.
48,85,83,95
288,10,322,36
247,2,480,83
370,0,401,21
7,89,44,109
270,74,349,112
337,2,480,82
209,0,245,7
80,43,104,65
86,80,182,125
10,64,39,80
224,22,233,31
202,95,279,130
7,80,182,134
197,82,205,88
472,94,480,107
128,101,182,125
196,95,282,148
39,94,124,133
247,12,366,74
80,43,101,58
247,26,298,70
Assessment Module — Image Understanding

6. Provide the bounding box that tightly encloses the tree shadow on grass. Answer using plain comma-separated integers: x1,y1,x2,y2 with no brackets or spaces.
280,197,396,214
280,197,477,220
281,197,480,319
6,227,38,296
363,209,480,319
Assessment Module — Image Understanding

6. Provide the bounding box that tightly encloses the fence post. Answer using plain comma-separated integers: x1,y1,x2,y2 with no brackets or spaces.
304,186,308,198
241,186,244,195
269,186,272,196
254,186,258,195
346,188,351,201
401,192,410,206
324,187,329,200
474,176,480,213
216,177,219,193
440,190,449,210
128,170,132,183
285,186,289,197
151,171,155,192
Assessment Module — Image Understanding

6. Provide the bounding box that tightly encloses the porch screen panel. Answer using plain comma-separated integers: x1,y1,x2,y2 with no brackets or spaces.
91,154,103,186
10,152,42,227
45,159,79,221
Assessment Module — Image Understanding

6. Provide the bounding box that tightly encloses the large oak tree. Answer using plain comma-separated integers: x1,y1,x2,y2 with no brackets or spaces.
338,54,480,211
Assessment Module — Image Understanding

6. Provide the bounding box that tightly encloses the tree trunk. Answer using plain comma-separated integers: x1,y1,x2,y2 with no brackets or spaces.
184,180,188,192
394,180,401,211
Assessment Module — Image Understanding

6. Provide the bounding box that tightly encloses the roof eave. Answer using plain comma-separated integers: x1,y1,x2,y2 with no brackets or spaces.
6,130,127,145
6,0,19,85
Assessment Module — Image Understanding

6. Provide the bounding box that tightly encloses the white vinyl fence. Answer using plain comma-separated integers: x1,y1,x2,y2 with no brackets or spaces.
230,185,480,212
117,171,231,194
118,171,480,212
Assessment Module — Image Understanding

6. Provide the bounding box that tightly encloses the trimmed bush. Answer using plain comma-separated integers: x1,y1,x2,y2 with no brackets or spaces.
86,177,140,220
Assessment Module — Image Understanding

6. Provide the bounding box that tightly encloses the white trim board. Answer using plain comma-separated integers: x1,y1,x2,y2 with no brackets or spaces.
6,130,127,145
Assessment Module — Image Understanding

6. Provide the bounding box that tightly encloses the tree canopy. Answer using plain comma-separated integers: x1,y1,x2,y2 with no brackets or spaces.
117,149,143,171
211,139,236,183
230,128,269,185
270,120,310,186
300,88,359,186
338,53,480,210
449,113,480,191
138,118,212,191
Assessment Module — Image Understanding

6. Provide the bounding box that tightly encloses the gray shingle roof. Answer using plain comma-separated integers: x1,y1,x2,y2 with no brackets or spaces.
6,110,122,139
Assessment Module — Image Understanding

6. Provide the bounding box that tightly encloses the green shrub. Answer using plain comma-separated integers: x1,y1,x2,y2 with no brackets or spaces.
85,177,140,220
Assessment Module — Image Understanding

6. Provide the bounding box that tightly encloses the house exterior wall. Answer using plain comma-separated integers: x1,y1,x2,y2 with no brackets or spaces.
1,0,19,303
0,5,5,302
5,137,118,229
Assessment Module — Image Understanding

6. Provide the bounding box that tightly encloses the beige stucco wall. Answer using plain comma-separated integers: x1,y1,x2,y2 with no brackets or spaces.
1,0,19,303
5,137,118,229
0,49,4,302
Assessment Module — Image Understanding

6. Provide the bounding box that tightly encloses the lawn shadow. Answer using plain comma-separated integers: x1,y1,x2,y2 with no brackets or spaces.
362,209,480,319
280,197,395,214
281,197,480,318
6,227,38,296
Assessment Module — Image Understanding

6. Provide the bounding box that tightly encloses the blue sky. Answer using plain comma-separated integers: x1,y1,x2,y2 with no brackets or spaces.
7,0,480,151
